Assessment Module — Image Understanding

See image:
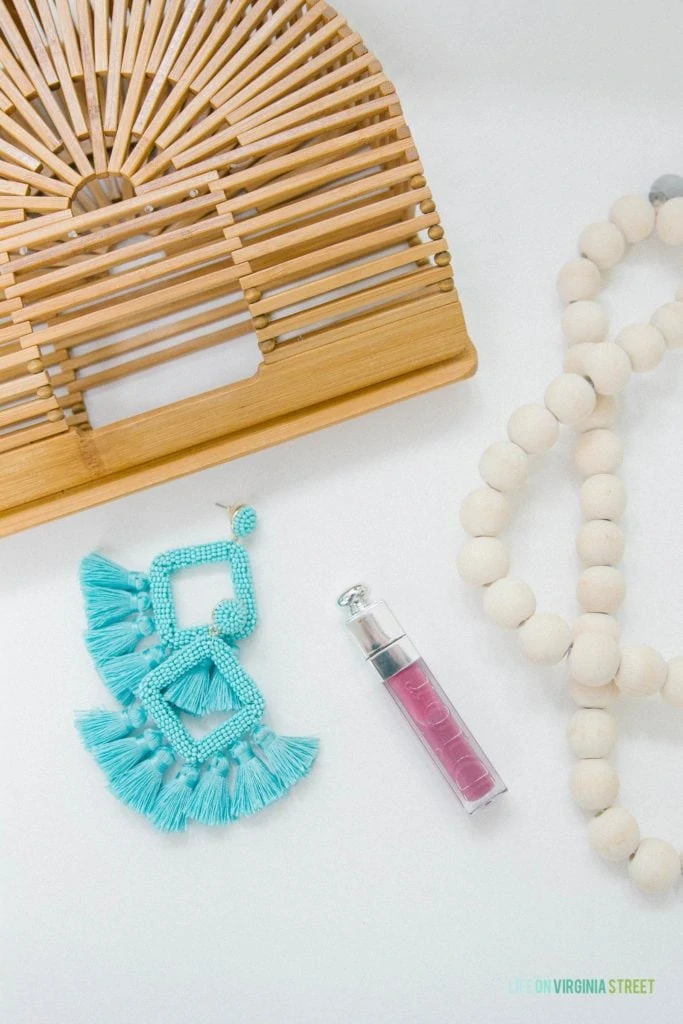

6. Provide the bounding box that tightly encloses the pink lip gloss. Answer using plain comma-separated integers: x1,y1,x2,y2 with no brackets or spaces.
338,584,506,813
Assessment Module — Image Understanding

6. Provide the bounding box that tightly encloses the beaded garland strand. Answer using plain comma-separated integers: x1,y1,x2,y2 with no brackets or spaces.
76,505,318,831
458,183,683,895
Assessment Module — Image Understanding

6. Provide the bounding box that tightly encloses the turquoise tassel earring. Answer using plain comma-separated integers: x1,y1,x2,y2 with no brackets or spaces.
190,756,232,825
97,645,166,704
85,615,155,665
84,587,152,629
80,552,149,593
252,726,320,790
94,728,162,780
76,705,148,749
76,504,318,831
163,659,214,715
230,740,283,818
152,765,200,832
109,746,175,815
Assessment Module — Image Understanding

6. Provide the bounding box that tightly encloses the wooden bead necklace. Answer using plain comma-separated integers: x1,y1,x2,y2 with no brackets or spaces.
458,177,683,895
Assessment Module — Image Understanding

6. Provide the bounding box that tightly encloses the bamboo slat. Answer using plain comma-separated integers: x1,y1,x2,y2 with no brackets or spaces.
0,0,474,537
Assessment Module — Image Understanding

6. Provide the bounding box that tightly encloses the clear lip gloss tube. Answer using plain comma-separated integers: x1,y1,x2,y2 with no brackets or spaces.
338,584,506,814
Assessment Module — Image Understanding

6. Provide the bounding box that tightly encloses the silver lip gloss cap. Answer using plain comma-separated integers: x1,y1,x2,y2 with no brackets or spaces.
338,584,419,678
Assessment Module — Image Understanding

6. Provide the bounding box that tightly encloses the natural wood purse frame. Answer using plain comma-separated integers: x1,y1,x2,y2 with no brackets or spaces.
0,0,475,538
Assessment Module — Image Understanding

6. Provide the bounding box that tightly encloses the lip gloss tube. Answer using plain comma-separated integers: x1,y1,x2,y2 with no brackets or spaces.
338,584,506,814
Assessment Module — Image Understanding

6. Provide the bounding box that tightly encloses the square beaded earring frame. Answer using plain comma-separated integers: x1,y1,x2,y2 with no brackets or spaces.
139,539,264,763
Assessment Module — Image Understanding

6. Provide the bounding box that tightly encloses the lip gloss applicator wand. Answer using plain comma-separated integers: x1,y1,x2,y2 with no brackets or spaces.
338,584,506,814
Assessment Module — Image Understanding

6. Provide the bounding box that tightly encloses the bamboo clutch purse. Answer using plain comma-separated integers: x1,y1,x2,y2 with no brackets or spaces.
0,0,475,538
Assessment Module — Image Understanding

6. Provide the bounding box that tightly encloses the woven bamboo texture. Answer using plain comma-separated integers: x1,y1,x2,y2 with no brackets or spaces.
0,0,475,537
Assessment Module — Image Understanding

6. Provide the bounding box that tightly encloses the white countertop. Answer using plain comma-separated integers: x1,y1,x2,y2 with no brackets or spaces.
2,1,682,1021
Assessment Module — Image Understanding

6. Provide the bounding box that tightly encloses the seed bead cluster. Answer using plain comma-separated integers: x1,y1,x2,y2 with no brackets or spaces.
139,631,265,764
150,539,257,647
458,188,683,894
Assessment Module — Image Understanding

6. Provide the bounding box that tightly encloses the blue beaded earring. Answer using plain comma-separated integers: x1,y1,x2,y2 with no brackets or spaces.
76,504,318,831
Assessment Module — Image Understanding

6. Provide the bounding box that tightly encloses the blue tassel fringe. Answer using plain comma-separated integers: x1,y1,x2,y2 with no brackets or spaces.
85,615,155,665
84,587,152,629
205,666,238,713
230,740,282,818
163,660,213,716
80,553,149,592
97,645,165,705
152,765,200,832
76,705,147,749
252,726,319,790
109,747,174,816
162,662,239,716
190,756,232,825
94,728,162,779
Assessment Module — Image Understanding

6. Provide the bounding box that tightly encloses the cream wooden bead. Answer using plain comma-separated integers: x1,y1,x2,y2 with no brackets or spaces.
544,373,596,426
615,644,667,697
569,679,619,708
579,221,626,270
661,656,683,707
569,632,620,688
574,430,623,477
609,195,655,243
567,708,617,757
507,403,559,454
627,838,681,894
483,576,536,629
651,301,683,349
456,537,509,587
479,441,528,491
575,394,618,432
563,342,594,375
561,300,608,344
573,613,620,640
656,196,683,245
459,487,511,536
556,257,601,304
579,473,626,521
518,612,571,665
577,566,626,613
588,807,640,862
570,759,619,811
617,323,666,372
580,342,631,396
576,520,624,567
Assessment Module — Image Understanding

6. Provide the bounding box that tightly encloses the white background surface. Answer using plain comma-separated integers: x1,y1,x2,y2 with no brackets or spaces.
2,1,683,1021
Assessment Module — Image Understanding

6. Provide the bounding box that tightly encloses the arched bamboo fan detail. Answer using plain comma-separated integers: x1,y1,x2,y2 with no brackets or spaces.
0,0,475,537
